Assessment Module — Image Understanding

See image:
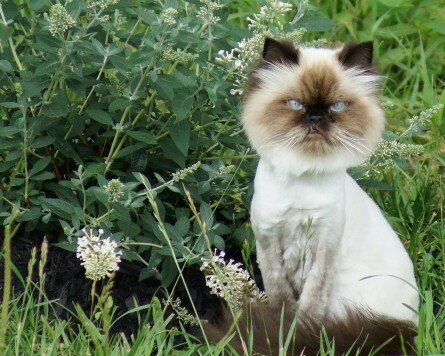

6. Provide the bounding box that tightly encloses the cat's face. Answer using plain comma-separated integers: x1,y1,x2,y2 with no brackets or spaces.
242,38,385,175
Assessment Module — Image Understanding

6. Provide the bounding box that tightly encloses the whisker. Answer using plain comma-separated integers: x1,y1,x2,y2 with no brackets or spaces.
259,135,293,149
342,139,367,155
337,132,373,154
335,135,366,155
332,136,354,156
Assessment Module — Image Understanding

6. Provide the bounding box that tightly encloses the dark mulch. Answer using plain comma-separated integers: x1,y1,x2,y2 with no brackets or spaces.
0,232,222,336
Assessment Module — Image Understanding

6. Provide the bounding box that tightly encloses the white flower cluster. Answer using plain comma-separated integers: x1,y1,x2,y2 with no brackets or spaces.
162,297,200,326
87,0,119,10
161,7,178,25
402,104,443,138
197,0,221,26
76,228,122,281
104,178,124,202
14,83,23,97
45,4,76,37
219,164,236,175
163,47,198,65
215,0,309,96
171,161,201,183
247,1,293,31
381,100,396,111
201,250,267,312
362,139,424,176
88,0,118,10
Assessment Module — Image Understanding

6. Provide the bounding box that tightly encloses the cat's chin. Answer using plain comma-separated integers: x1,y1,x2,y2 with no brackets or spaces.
257,145,368,176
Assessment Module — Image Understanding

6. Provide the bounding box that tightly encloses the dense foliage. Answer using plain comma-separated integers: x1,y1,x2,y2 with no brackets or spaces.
0,0,263,285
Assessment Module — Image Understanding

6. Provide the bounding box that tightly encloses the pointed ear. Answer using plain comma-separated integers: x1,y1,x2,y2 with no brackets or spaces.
338,41,373,69
262,38,299,65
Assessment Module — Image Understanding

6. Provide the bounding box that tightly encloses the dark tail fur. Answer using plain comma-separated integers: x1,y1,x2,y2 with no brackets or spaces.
202,301,416,355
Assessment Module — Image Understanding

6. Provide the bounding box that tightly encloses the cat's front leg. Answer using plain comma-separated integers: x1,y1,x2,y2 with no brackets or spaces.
296,222,344,317
255,232,297,304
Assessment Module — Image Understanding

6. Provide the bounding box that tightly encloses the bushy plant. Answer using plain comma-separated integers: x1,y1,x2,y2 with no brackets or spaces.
0,0,314,285
0,0,439,286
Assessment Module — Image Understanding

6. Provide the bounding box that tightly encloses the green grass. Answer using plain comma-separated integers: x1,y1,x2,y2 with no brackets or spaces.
1,0,444,354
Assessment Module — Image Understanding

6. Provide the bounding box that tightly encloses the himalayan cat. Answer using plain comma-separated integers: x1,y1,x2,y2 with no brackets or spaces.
204,38,419,355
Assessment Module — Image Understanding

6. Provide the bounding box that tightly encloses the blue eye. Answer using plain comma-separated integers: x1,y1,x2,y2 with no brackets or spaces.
287,99,304,111
330,102,346,112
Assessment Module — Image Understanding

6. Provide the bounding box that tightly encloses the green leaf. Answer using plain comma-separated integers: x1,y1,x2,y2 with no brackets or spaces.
0,60,13,73
117,219,141,237
0,139,19,150
113,142,146,159
54,138,83,164
133,172,151,189
171,93,194,120
17,208,43,222
109,98,130,111
172,70,198,88
21,74,51,99
357,179,394,190
297,15,334,31
161,257,178,287
126,131,156,144
29,0,48,10
375,24,418,38
29,157,51,177
47,182,80,207
30,171,55,181
169,120,190,156
0,102,21,109
0,126,21,137
41,90,69,118
175,216,190,237
199,202,213,229
109,55,133,73
160,139,186,167
53,241,77,252
91,38,106,56
378,0,411,6
90,187,109,207
86,109,114,126
30,136,56,149
138,267,157,282
165,223,182,243
152,78,175,101
112,202,131,222
39,198,75,220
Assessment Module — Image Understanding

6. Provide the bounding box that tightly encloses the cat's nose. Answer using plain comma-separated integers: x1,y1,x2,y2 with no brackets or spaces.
307,108,326,124
309,115,323,124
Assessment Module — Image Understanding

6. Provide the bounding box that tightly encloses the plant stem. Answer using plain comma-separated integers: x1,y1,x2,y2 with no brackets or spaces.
22,108,29,205
140,177,211,349
90,280,97,317
0,4,24,71
0,211,20,354
103,106,130,173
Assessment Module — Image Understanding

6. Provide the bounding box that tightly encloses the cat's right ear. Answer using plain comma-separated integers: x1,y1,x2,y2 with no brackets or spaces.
262,38,299,65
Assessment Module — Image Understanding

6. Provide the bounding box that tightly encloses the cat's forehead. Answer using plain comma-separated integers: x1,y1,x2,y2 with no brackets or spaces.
253,46,378,103
296,63,342,103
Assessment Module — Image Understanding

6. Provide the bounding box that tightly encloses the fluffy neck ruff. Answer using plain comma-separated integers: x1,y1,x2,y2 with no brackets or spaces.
258,145,365,177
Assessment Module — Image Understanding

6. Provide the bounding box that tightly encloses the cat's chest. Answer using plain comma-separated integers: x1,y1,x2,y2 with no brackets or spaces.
251,160,346,252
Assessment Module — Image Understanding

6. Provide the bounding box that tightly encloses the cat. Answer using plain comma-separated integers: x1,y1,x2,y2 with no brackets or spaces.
203,38,419,355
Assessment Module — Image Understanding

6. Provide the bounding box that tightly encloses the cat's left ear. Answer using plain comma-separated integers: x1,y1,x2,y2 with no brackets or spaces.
262,38,299,65
338,41,373,69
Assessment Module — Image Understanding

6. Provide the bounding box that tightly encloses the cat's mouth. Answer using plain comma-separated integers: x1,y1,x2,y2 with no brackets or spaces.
304,126,330,140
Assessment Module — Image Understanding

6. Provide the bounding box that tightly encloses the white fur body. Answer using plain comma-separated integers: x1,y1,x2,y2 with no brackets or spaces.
252,159,419,324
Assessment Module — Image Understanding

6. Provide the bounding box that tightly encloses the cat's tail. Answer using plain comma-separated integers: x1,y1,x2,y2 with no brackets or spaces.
202,301,416,355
